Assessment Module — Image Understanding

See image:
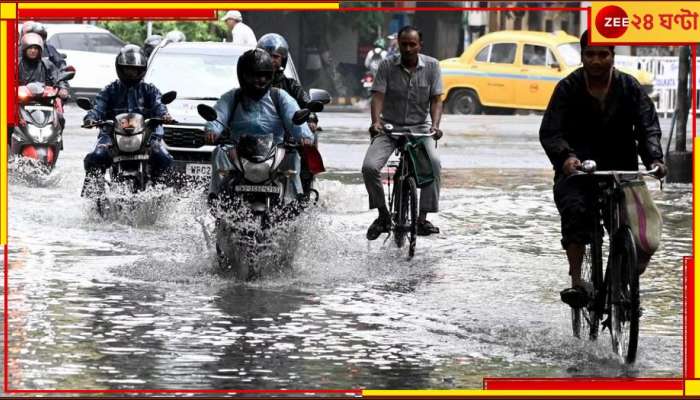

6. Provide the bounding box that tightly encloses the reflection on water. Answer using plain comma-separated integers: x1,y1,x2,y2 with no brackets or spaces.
4,114,690,390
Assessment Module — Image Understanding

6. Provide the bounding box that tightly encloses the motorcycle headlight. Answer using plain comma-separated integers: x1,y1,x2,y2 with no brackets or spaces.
116,133,144,153
241,158,273,183
26,124,47,143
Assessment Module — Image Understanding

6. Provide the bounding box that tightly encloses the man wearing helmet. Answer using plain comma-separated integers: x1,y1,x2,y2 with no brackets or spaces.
18,32,68,96
18,32,69,132
364,37,388,75
143,34,162,58
204,49,314,201
257,33,320,196
82,44,173,195
20,21,66,70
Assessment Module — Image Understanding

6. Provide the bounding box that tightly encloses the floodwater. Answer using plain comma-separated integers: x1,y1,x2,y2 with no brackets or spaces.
3,108,691,392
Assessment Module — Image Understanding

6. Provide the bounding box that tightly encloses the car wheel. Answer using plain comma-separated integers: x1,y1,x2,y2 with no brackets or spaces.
448,89,482,115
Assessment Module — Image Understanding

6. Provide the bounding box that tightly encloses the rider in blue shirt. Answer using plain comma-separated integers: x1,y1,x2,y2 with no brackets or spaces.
205,49,313,199
82,45,173,196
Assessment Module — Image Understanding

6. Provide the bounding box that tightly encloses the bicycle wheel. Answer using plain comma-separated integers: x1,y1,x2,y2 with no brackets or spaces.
405,176,418,258
392,174,407,248
572,229,603,340
609,226,640,364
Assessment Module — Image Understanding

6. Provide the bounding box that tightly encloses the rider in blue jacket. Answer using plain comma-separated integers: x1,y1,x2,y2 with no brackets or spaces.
204,48,313,200
82,45,173,196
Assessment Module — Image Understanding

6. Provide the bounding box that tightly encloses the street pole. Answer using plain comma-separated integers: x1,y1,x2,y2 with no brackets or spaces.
665,45,693,183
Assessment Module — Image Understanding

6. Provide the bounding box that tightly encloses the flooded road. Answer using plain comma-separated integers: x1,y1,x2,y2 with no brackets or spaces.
3,107,691,391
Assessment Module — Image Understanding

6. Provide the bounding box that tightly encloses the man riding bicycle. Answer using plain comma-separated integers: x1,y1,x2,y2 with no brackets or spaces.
362,25,444,240
539,31,667,308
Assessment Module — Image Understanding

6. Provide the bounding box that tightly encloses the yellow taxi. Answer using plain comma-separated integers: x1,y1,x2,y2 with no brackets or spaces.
440,30,655,114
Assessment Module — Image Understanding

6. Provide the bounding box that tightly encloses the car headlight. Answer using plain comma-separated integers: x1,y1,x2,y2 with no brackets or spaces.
241,158,273,183
116,134,144,153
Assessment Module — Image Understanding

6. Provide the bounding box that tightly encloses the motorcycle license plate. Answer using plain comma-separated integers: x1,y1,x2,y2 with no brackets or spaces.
234,185,280,194
185,163,211,176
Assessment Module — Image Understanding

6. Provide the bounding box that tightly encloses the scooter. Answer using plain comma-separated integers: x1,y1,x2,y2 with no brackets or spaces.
11,66,75,172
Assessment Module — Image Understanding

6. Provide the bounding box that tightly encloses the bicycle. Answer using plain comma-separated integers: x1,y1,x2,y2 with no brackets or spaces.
569,159,660,364
381,124,435,259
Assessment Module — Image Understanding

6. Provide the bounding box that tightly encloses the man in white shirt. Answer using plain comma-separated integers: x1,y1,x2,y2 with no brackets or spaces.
221,10,257,47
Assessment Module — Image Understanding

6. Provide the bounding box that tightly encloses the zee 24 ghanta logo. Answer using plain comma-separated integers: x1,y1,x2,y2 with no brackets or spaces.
595,4,699,39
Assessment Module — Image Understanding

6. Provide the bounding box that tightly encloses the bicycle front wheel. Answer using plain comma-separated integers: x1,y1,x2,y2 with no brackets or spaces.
406,176,418,258
609,226,640,364
572,225,603,340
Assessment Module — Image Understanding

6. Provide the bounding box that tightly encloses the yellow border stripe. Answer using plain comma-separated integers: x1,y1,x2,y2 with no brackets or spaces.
18,3,339,10
0,3,17,19
363,390,683,397
687,379,700,395
1,21,7,245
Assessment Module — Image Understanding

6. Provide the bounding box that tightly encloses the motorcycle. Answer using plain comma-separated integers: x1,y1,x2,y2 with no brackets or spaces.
11,66,75,172
76,91,177,216
197,89,331,280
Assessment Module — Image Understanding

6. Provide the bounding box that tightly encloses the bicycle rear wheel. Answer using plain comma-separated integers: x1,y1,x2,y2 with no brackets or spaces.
609,226,640,364
572,232,603,340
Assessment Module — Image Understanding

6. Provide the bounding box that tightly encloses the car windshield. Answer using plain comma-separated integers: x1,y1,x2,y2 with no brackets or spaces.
146,52,241,99
557,42,581,67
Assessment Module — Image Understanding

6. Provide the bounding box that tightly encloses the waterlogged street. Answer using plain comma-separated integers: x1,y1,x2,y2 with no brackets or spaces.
2,106,691,391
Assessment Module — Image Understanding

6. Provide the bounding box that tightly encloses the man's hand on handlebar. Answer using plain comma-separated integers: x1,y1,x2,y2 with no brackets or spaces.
82,118,97,128
368,122,384,138
205,131,220,145
300,138,315,146
563,156,581,176
651,160,667,179
58,88,69,100
430,126,443,140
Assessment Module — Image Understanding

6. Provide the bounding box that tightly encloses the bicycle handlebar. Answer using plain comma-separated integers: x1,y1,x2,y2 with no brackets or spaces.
383,123,434,137
573,165,660,178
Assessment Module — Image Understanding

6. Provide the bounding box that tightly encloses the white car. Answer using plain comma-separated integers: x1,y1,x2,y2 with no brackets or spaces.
43,24,125,98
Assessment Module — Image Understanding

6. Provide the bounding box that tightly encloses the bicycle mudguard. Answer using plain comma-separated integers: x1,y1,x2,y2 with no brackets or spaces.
301,145,325,175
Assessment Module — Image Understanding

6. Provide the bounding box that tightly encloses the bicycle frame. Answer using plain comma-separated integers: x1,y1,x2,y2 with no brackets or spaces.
572,163,659,362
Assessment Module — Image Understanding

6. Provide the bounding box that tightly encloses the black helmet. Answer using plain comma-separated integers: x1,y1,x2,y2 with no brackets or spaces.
115,44,148,85
256,33,289,71
237,48,274,101
143,34,162,58
22,21,47,41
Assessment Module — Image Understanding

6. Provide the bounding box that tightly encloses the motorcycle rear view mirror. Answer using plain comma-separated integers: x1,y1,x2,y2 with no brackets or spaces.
58,65,76,82
307,100,324,113
293,109,311,125
309,88,331,104
197,104,218,122
161,91,177,105
76,97,93,111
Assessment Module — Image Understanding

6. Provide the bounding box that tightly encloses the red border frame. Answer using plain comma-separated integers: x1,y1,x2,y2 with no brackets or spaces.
2,1,694,395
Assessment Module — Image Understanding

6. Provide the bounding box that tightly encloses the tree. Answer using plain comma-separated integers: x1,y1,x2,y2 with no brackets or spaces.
97,20,225,46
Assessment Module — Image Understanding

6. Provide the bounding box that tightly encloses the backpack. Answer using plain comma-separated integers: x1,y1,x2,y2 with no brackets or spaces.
228,87,289,139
